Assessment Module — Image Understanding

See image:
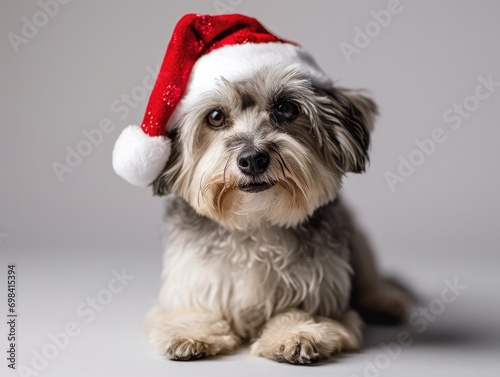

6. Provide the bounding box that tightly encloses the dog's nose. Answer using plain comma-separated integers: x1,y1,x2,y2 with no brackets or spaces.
237,148,270,176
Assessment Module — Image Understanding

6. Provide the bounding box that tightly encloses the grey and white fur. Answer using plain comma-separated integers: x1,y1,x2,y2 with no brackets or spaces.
146,63,409,364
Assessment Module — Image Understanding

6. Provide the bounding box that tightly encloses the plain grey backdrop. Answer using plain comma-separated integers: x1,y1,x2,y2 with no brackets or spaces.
1,1,499,376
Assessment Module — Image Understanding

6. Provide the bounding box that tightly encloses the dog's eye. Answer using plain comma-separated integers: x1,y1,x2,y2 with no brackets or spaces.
207,110,225,128
273,101,300,122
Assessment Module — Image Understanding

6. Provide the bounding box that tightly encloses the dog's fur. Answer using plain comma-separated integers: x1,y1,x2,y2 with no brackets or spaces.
146,63,409,363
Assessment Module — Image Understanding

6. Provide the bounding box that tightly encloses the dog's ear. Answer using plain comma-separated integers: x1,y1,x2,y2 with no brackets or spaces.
326,87,378,173
151,130,181,196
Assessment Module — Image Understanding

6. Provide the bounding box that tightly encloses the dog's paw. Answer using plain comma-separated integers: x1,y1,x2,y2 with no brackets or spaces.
153,329,240,361
252,328,342,364
272,333,321,364
163,336,207,361
148,313,241,361
251,310,362,364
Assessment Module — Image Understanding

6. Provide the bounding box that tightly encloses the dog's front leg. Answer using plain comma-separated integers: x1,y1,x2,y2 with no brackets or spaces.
250,308,363,364
146,308,241,360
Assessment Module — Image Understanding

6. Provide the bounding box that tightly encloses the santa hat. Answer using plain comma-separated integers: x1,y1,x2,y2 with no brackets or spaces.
112,14,332,187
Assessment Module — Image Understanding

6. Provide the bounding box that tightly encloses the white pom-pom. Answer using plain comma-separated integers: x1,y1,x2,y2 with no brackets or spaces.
112,125,171,187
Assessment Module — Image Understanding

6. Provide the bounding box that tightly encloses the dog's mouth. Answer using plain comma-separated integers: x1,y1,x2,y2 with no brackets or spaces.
238,181,276,193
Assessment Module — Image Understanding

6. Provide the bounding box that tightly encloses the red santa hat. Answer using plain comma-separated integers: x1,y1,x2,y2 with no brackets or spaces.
112,14,332,186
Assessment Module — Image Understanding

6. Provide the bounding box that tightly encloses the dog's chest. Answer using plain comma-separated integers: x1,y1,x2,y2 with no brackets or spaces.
159,215,352,336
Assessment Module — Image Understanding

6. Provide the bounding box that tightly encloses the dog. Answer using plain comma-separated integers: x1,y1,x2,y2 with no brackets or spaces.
113,14,409,364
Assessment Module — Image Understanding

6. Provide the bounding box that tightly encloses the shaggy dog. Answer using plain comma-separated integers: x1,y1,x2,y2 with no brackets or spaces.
113,14,409,364
145,63,409,363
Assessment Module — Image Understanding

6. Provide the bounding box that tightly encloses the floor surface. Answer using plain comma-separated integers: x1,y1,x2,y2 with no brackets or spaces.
3,247,499,377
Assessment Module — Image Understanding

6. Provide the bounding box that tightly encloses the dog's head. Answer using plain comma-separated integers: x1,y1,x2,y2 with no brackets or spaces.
111,15,378,229
152,63,377,229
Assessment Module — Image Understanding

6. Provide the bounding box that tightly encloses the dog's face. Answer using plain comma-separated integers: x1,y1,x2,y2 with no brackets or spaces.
153,63,377,229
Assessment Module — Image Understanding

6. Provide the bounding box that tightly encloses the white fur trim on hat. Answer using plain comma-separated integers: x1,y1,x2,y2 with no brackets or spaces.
169,42,333,127
112,125,171,187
